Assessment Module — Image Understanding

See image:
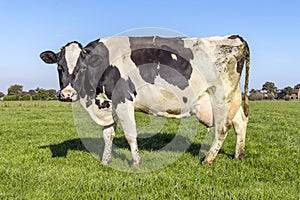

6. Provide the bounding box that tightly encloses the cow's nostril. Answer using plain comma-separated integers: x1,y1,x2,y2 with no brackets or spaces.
61,91,75,99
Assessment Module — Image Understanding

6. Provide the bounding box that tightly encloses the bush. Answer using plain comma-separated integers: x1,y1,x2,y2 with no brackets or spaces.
284,95,290,101
267,93,275,100
3,95,20,101
3,95,33,101
32,89,58,100
20,94,31,101
249,93,264,101
32,94,41,101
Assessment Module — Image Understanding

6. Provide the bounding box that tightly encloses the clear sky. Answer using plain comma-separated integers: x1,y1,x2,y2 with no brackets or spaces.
0,0,299,93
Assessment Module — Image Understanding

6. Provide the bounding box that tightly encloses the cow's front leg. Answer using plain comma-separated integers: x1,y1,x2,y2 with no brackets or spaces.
115,100,141,167
125,134,140,167
101,124,116,165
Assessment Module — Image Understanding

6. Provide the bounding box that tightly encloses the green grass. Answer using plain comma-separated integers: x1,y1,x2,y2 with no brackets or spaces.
0,101,299,199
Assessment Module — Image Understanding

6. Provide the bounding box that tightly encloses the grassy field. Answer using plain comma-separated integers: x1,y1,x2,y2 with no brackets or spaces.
0,101,299,199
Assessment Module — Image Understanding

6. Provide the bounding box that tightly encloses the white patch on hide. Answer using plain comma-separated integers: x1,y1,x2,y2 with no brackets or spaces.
171,53,177,61
65,43,82,74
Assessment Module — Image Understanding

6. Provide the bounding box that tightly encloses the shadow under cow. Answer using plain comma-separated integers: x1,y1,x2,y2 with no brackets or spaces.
40,133,190,155
39,133,233,161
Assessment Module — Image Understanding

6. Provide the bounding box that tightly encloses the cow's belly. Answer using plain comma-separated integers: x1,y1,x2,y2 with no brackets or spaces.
134,84,197,118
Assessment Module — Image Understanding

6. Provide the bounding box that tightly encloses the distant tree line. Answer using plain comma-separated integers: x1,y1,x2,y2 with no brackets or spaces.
0,84,57,101
249,81,300,101
0,82,299,101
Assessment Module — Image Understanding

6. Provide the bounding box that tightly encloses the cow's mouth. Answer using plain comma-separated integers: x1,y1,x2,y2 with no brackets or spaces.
57,90,78,102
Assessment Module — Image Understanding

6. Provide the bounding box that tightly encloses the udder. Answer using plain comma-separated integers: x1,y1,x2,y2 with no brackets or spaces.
194,92,213,127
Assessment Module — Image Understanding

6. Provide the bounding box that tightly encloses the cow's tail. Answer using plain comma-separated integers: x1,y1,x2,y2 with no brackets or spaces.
243,40,250,118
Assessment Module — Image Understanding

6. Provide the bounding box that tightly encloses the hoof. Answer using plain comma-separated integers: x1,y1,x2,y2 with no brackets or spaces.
234,154,245,160
201,158,215,165
101,159,111,166
131,159,141,168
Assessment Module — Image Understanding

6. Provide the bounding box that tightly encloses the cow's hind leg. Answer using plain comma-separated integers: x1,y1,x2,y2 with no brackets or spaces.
201,90,232,164
115,100,141,167
101,123,117,165
233,107,248,160
202,121,232,164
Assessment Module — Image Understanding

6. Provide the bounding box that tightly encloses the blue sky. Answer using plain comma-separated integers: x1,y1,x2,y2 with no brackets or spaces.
0,1,299,93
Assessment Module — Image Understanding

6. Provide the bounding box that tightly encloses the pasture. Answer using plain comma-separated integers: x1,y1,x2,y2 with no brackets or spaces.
0,101,299,199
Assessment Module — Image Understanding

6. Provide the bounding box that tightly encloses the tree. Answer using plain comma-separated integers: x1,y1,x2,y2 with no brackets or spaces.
0,91,4,98
283,86,293,95
7,84,23,95
250,89,257,95
262,81,277,94
294,84,300,90
28,89,36,96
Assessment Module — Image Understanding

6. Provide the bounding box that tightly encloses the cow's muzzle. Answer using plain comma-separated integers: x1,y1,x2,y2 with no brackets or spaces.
58,85,77,102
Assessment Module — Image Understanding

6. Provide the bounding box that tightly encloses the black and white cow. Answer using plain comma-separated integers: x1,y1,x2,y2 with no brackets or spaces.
40,35,250,166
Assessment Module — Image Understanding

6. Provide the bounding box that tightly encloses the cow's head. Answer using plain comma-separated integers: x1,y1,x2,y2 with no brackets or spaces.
40,42,87,101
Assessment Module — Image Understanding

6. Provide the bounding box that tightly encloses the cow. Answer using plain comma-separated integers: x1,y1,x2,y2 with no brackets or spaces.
40,35,250,166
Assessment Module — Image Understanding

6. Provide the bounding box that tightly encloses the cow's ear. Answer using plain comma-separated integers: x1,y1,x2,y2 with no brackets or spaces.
40,51,58,64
